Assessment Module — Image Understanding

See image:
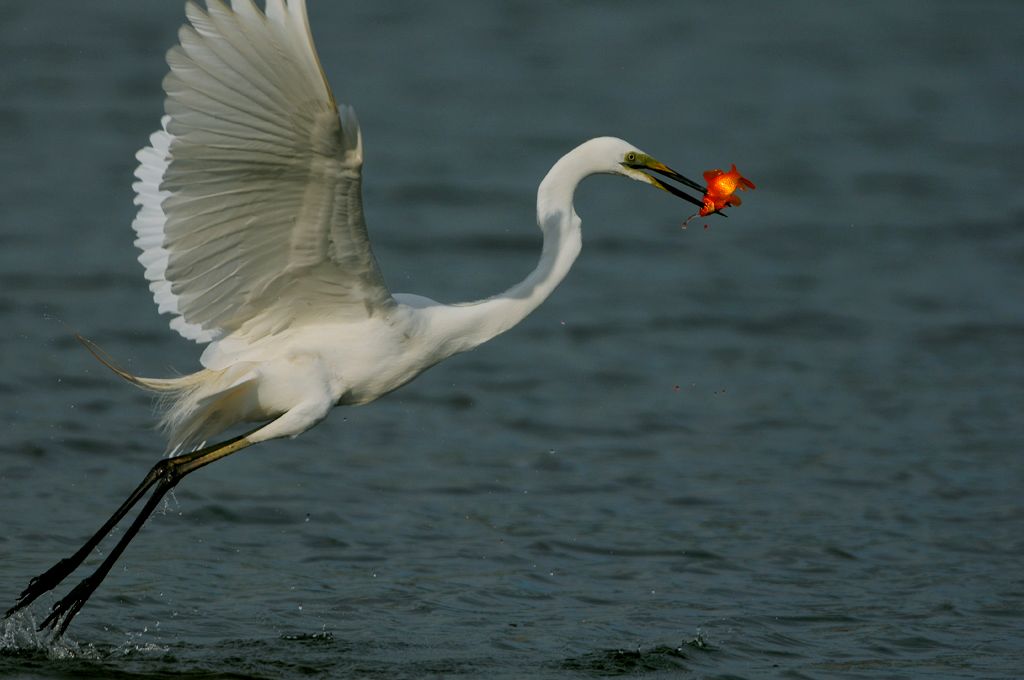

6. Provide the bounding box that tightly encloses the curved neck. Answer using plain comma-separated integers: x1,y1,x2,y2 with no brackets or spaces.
431,146,595,355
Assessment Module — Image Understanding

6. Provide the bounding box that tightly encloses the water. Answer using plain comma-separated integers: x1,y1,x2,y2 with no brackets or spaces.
1,1,1022,677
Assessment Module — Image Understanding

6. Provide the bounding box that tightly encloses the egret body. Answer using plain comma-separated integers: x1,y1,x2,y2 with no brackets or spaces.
7,0,711,635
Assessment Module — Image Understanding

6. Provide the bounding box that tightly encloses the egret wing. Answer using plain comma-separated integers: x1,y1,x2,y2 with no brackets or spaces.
132,0,393,343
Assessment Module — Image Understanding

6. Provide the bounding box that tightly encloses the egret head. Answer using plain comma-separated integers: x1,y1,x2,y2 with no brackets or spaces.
610,140,708,210
542,137,713,215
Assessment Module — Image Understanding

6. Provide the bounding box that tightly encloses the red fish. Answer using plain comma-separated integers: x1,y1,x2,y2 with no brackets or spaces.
698,164,756,216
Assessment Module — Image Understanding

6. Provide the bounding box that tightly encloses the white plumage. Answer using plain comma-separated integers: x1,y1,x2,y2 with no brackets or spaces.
128,0,392,450
122,0,700,454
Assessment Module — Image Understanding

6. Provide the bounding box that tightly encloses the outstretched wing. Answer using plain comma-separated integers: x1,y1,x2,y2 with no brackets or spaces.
132,0,393,344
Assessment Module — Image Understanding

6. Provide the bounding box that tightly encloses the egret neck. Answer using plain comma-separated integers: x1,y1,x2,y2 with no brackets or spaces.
431,143,597,354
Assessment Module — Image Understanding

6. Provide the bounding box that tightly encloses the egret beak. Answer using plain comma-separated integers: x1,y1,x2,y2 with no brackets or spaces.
623,158,719,213
645,160,706,195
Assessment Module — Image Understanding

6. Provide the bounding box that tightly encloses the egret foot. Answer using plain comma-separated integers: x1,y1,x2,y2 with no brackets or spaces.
5,557,81,620
38,574,102,635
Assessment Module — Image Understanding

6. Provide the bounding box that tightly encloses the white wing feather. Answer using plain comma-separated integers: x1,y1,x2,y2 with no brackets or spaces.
132,0,393,344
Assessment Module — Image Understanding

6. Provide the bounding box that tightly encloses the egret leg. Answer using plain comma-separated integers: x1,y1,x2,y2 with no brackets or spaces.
37,477,175,635
5,430,257,634
5,456,173,617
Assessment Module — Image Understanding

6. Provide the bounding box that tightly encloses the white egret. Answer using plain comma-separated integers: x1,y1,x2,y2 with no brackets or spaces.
6,0,713,635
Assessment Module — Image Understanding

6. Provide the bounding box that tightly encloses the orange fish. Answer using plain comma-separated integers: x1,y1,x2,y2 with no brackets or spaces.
698,164,756,216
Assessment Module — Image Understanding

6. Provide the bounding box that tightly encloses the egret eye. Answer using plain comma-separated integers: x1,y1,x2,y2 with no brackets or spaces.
625,152,638,164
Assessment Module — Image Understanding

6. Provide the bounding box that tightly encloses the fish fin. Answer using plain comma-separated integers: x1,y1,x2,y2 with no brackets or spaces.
703,168,723,183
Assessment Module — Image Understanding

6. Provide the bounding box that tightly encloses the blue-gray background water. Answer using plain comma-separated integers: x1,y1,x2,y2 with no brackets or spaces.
1,1,1022,678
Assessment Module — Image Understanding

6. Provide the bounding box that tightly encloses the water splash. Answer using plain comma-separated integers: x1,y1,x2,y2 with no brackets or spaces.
0,611,99,661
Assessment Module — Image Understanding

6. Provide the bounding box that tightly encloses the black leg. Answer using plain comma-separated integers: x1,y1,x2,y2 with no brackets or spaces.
5,459,170,619
39,477,177,635
5,430,256,634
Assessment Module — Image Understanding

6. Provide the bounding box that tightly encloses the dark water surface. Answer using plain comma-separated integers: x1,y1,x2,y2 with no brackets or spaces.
2,1,1023,678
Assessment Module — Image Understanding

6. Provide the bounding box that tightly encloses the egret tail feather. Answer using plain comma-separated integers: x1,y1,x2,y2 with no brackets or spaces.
75,334,257,453
75,334,180,391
